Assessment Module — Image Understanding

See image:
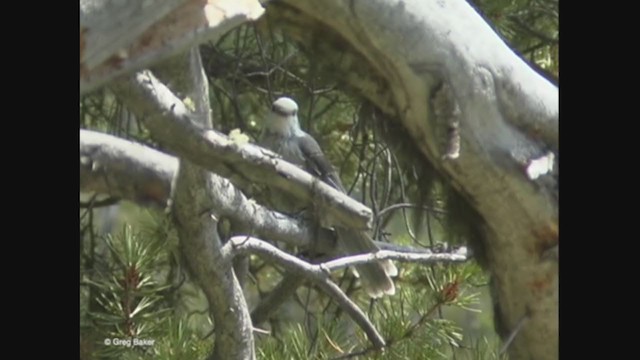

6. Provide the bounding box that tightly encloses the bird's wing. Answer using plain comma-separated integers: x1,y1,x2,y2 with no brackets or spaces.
297,133,347,193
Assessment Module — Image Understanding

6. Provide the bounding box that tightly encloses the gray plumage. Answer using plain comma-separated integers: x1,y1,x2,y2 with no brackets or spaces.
260,97,397,298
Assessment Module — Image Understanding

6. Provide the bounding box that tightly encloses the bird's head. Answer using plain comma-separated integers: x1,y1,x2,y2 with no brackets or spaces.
272,97,298,117
266,97,303,136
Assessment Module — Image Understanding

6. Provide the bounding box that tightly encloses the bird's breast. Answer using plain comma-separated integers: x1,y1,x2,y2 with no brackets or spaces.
262,134,305,167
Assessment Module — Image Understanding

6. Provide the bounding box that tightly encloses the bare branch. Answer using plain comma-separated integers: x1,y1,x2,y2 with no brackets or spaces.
80,129,336,253
249,241,454,325
80,0,265,94
80,129,176,208
322,248,468,272
111,70,374,231
222,236,386,350
225,236,470,349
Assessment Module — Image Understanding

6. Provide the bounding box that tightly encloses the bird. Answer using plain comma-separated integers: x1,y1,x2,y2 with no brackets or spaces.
259,96,397,298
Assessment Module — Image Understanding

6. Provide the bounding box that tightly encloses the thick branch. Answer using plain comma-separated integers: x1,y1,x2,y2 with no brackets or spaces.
267,1,558,358
168,47,254,359
80,129,336,253
111,70,373,231
79,129,176,208
80,0,265,94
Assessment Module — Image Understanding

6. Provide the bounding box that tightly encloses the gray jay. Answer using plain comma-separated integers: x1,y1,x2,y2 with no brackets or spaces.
260,97,397,298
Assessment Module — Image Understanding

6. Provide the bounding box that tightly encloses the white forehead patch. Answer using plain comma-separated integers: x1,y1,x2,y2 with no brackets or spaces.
273,97,299,114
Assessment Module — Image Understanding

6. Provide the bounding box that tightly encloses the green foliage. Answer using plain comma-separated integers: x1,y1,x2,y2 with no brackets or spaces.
80,205,218,360
471,0,559,79
83,225,171,359
254,260,499,360
136,319,211,360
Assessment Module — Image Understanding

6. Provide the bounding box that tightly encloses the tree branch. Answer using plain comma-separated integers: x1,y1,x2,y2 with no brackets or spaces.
79,129,459,257
80,128,337,253
322,248,468,272
221,236,386,350
80,129,176,208
80,0,265,94
224,236,470,349
110,70,373,231
167,47,254,359
250,243,468,326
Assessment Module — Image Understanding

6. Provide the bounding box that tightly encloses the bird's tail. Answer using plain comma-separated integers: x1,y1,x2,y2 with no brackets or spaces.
335,227,398,298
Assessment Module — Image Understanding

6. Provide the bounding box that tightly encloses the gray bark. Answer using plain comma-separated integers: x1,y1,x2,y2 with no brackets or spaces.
80,129,176,208
79,128,337,253
80,0,265,94
266,1,558,359
110,71,373,231
79,129,454,257
161,48,254,359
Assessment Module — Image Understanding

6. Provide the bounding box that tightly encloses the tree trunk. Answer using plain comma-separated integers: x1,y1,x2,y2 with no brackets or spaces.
265,1,558,359
172,48,255,359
